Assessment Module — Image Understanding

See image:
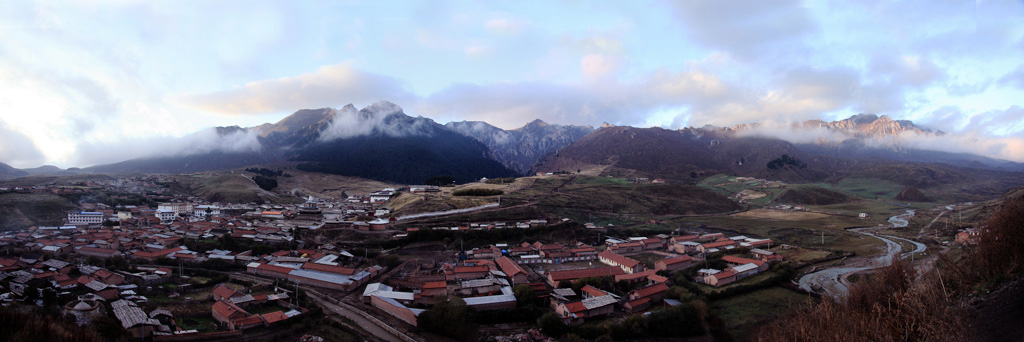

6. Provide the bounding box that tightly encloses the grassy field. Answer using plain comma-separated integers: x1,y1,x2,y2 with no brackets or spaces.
678,208,887,256
508,175,742,216
710,287,813,339
173,173,301,204
175,317,221,333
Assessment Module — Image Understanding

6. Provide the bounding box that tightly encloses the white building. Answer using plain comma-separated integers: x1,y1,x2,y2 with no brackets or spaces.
158,203,193,215
68,212,104,225
156,210,176,222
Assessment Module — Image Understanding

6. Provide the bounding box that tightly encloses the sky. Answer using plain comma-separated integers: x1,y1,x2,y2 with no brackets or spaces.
1,0,1023,168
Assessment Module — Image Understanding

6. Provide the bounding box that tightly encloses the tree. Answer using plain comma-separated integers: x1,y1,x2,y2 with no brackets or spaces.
539,312,568,338
418,298,476,340
253,175,278,191
513,284,536,307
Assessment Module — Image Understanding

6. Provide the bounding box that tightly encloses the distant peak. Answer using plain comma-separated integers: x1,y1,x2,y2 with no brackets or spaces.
340,103,357,112
848,113,879,124
601,122,616,128
365,101,403,114
526,119,549,127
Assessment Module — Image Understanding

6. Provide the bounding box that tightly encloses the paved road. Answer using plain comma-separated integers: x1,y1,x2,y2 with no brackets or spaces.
307,292,405,342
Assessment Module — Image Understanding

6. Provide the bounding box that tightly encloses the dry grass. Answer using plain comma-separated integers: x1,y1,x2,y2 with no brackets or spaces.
759,192,1024,341
731,209,831,221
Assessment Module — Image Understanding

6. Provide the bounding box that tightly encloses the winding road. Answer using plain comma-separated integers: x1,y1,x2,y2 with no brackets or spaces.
798,212,927,299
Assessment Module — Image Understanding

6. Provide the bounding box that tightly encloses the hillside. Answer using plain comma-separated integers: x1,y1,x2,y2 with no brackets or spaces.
510,176,742,216
894,186,932,202
0,193,78,230
535,125,1024,202
168,173,298,204
774,186,852,205
0,162,28,180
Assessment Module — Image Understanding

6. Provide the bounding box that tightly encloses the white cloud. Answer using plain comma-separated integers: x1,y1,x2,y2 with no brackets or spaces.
485,17,528,35
0,119,46,168
179,62,415,115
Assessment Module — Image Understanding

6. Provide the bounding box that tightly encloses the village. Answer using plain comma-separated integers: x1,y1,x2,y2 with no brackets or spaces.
0,175,801,342
0,172,986,342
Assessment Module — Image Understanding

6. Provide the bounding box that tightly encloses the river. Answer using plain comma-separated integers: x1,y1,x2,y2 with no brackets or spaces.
797,211,924,299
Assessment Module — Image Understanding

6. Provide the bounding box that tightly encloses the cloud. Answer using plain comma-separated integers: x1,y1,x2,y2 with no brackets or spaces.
733,107,1024,163
580,54,619,82
318,101,437,141
485,17,528,35
70,126,263,167
668,0,817,60
179,62,415,115
0,119,47,168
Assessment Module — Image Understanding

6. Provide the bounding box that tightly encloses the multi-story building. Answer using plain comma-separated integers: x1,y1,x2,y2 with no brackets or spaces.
68,212,104,225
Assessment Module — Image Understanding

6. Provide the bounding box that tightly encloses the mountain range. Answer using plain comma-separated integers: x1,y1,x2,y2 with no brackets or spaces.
2,103,1023,192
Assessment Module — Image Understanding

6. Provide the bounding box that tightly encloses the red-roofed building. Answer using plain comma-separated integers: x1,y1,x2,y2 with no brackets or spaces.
212,300,252,330
249,263,294,278
546,266,625,287
579,285,609,299
261,311,289,325
496,257,529,285
131,246,184,261
76,246,121,258
445,265,489,281
655,255,694,272
598,250,643,274
614,269,656,283
721,255,768,272
420,281,447,297
213,284,242,301
609,242,643,254
697,239,737,253
703,270,736,287
300,262,356,275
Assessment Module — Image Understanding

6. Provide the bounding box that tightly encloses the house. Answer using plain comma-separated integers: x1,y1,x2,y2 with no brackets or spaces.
555,295,618,324
446,265,489,281
640,238,665,250
624,283,670,312
721,255,768,272
496,257,530,285
655,255,694,272
420,281,447,297
609,242,643,255
212,300,260,330
698,269,736,287
546,266,625,287
697,239,737,253
614,269,657,283
370,295,425,326
213,284,243,301
112,299,159,338
461,286,517,310
598,250,644,274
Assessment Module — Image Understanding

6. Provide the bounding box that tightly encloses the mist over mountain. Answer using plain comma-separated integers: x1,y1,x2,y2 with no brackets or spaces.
85,101,517,184
10,105,1015,190
445,119,594,174
535,122,1024,200
291,101,517,184
729,114,1024,171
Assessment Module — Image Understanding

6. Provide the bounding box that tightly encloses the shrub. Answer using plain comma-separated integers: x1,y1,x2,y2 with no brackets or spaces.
452,188,504,196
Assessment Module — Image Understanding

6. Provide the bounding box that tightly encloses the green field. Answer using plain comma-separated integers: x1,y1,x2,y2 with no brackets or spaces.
710,287,814,339
175,317,221,333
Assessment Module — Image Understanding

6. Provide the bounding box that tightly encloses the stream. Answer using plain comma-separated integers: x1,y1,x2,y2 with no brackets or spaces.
797,211,924,299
